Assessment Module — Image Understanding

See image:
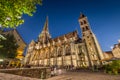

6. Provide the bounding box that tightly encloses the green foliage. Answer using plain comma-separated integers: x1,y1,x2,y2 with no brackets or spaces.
104,60,120,75
0,0,42,28
0,34,19,59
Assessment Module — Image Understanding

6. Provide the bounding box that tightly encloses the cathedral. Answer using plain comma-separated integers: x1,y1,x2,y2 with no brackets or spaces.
24,14,104,68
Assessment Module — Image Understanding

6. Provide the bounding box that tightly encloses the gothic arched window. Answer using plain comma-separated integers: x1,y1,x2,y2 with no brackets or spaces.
46,51,49,58
78,46,82,55
78,46,84,56
51,49,55,58
50,53,54,58
65,46,71,56
44,50,49,59
58,48,62,57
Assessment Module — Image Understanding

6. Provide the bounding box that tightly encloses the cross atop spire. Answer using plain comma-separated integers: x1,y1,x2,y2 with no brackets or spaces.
38,16,51,43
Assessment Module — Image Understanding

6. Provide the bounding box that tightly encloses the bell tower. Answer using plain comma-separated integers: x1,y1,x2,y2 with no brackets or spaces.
78,13,104,67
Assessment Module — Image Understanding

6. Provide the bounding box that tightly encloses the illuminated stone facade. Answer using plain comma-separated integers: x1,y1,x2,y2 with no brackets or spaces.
103,51,113,60
25,14,104,68
112,42,120,58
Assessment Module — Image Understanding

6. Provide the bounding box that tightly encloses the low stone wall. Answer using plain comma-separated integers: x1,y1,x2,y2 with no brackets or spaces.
0,67,51,79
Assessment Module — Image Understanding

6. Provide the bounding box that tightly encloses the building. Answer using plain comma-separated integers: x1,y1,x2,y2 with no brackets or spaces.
101,41,120,63
112,41,120,58
2,29,26,60
104,51,113,59
24,14,104,68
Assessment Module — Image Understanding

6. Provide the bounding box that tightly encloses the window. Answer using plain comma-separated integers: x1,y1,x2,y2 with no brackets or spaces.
78,46,85,56
78,46,82,53
65,46,71,56
84,20,87,24
81,22,83,25
51,49,55,58
86,26,89,30
44,50,49,59
50,53,54,58
82,27,85,32
58,48,62,57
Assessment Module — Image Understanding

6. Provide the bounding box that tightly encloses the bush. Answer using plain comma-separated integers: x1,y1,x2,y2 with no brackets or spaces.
104,60,120,75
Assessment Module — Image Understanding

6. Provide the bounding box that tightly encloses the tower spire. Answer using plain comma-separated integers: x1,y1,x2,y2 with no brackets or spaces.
38,16,51,43
42,16,49,33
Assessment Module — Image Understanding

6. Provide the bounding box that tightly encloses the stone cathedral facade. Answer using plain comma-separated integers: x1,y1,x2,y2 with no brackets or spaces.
24,14,104,68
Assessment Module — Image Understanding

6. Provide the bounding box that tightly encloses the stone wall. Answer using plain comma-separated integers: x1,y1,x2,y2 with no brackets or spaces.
0,67,51,79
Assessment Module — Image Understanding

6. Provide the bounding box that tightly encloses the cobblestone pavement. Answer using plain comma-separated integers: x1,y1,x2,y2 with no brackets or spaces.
0,70,120,80
47,71,120,80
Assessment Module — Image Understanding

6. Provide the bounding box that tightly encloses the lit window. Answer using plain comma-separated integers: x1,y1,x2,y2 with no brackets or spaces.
58,48,62,57
65,46,71,56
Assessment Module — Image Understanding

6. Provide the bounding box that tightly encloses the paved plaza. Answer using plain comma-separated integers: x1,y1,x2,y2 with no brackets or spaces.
0,70,120,80
47,71,120,80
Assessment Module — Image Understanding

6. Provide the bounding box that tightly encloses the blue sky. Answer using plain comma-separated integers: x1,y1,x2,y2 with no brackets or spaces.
17,0,120,51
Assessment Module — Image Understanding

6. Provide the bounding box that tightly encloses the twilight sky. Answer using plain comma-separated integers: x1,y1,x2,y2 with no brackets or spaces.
17,0,120,52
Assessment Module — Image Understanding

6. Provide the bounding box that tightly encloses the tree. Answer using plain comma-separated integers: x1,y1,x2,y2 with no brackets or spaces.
0,34,18,59
104,60,120,75
0,0,42,28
